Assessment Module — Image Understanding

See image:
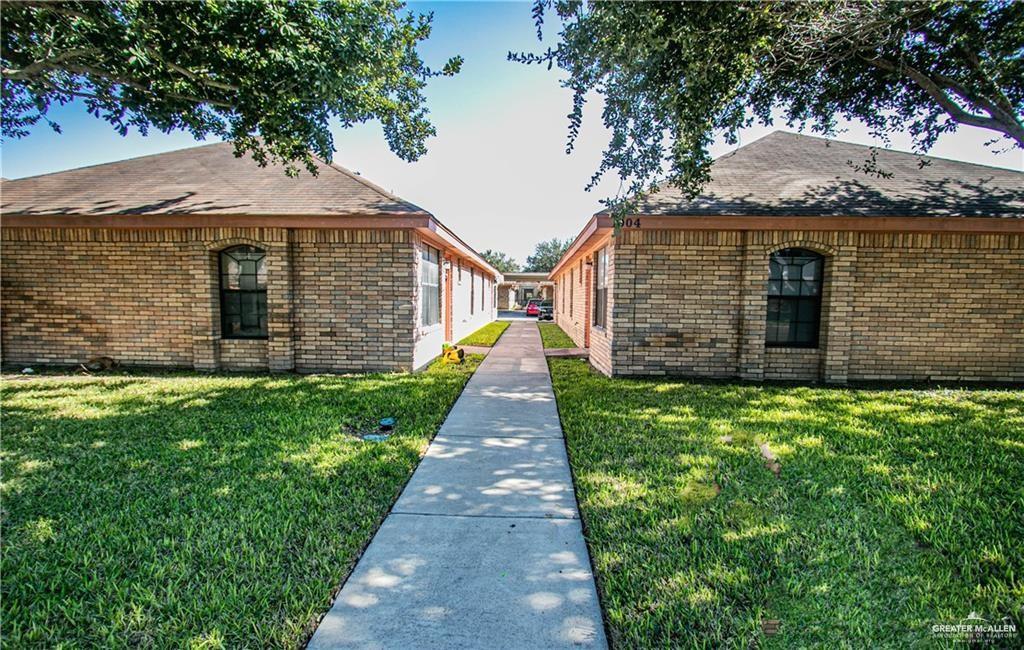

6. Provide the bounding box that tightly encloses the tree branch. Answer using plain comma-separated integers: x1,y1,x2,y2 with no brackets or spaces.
2,48,99,81
162,60,239,92
18,63,236,111
932,72,1023,135
953,43,1019,121
20,1,93,22
866,55,1024,147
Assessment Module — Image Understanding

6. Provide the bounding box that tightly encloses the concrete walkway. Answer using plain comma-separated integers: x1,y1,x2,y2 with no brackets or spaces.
308,322,607,649
497,310,532,321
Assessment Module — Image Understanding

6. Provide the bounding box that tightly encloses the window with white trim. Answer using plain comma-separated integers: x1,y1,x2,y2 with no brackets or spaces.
420,245,441,327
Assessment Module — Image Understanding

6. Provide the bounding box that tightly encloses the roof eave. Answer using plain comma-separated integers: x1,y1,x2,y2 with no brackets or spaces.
550,213,1024,280
0,212,433,229
613,214,1024,233
417,217,502,280
548,215,614,279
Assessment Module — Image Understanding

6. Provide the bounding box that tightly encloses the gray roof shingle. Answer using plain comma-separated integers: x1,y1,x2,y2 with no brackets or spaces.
614,131,1023,219
1,141,428,217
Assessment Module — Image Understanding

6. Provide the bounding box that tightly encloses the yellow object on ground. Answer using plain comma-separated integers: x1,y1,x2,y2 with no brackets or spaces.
443,347,465,364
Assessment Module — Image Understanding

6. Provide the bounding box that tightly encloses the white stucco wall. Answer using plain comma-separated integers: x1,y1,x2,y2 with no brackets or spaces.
412,237,444,371
412,237,498,370
450,259,497,344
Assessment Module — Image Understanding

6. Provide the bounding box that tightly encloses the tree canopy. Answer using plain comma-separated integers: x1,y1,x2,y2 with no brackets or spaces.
1,0,461,174
480,249,521,273
524,238,570,272
513,0,1023,205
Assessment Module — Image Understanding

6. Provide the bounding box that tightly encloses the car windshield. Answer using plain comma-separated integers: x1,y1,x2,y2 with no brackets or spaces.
541,302,552,307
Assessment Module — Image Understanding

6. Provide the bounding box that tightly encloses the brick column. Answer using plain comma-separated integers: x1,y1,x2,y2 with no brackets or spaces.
822,245,857,384
191,240,218,371
737,233,767,380
266,232,295,372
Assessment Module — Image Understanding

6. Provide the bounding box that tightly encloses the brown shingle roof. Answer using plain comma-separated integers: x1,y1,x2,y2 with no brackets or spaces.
1,142,428,217
607,131,1023,219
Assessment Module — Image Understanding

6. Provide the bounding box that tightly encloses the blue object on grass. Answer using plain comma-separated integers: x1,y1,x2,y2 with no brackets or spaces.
362,434,390,442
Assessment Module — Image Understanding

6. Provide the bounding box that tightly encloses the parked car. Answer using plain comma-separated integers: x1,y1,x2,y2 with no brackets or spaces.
538,301,554,321
525,300,541,317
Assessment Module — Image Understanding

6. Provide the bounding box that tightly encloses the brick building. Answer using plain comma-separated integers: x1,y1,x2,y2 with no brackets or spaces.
1,142,500,373
550,132,1023,382
497,272,554,309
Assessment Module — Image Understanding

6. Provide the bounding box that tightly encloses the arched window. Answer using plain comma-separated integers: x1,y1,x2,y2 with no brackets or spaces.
766,248,823,347
219,245,267,338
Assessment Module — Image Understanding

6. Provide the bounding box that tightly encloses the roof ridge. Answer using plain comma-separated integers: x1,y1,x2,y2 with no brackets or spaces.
743,130,1023,174
315,155,430,215
7,140,230,182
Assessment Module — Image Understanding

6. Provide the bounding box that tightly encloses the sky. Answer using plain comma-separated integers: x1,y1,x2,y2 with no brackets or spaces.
2,1,1021,263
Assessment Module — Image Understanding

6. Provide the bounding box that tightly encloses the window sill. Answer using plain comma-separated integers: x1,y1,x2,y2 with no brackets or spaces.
419,323,442,335
221,336,269,341
765,344,819,350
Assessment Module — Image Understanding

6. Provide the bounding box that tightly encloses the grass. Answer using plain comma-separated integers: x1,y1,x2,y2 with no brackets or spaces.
549,359,1024,648
538,323,576,349
457,321,510,347
1,356,481,648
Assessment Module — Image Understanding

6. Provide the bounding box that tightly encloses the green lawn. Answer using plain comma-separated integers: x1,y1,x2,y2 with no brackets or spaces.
549,359,1024,648
457,321,510,347
538,322,576,349
1,357,481,648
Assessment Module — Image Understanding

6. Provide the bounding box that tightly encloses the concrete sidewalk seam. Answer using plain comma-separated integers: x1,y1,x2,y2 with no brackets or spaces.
388,510,580,521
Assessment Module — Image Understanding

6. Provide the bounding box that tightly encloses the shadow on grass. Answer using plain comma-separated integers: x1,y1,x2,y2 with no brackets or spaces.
548,359,1023,648
1,360,479,648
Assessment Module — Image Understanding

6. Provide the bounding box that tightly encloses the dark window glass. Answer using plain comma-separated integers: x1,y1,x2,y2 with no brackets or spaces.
220,246,267,338
766,248,823,348
593,247,608,328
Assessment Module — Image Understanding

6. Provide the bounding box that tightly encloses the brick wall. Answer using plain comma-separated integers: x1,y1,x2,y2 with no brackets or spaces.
554,258,589,347
585,228,1023,383
763,348,822,381
2,229,196,367
589,246,614,376
1,227,418,373
218,339,269,371
847,234,1024,381
612,230,744,378
292,229,415,373
552,244,614,375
